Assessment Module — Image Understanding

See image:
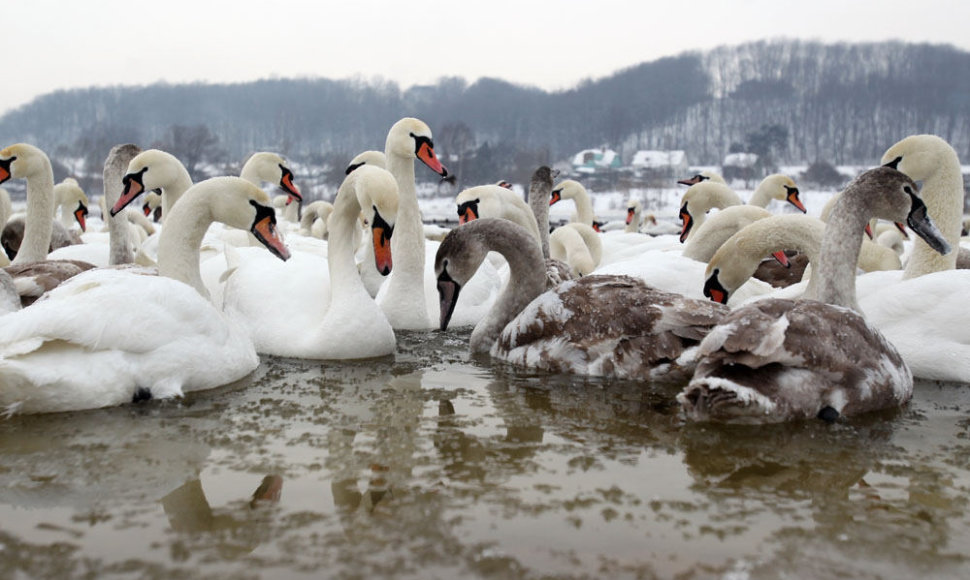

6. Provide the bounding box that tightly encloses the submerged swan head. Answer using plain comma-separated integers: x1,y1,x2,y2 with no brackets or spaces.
0,143,51,183
385,117,449,178
240,151,302,204
112,149,189,215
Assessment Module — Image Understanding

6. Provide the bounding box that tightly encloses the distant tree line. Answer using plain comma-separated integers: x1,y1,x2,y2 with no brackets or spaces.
2,39,969,193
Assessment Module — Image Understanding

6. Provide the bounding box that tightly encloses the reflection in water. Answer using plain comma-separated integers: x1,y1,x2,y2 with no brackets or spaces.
0,329,969,579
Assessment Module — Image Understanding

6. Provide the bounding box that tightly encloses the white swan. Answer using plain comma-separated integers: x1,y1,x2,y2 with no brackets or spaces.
550,179,598,228
0,144,95,303
549,222,602,276
435,218,729,382
625,199,644,233
221,165,399,359
0,176,290,416
456,184,542,245
678,166,951,423
300,200,335,239
847,134,970,381
678,174,806,243
682,205,772,262
375,117,450,329
53,178,89,233
0,144,54,264
142,190,163,222
111,149,193,221
745,174,807,211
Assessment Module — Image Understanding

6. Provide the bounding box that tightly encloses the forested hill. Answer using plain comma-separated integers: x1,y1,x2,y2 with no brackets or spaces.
2,39,969,188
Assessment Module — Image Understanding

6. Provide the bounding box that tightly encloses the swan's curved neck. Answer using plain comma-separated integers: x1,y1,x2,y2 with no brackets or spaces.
157,189,214,297
328,181,368,302
686,187,741,240
470,226,547,353
815,196,868,310
160,167,193,220
385,150,425,284
13,160,55,264
747,183,775,207
624,206,640,233
903,157,963,278
569,187,595,226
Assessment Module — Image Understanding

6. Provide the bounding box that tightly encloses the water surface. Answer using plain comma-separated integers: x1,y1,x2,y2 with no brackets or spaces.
1,329,969,579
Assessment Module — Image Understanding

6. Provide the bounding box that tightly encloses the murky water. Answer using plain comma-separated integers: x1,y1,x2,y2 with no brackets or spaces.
1,329,969,579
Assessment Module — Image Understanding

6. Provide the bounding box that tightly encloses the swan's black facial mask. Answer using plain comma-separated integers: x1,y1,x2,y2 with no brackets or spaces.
457,199,479,224
0,156,16,184
249,201,291,261
112,168,148,216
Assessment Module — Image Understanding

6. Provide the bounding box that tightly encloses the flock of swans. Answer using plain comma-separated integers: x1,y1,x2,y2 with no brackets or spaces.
0,122,965,424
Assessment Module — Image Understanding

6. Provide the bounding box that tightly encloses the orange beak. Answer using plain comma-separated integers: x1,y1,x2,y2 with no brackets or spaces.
785,187,807,213
74,203,88,233
771,250,791,267
626,208,635,225
416,141,448,178
0,165,10,184
864,222,874,240
112,172,145,216
251,215,290,261
142,202,152,217
373,226,393,275
279,166,302,203
459,208,477,225
550,190,562,206
371,210,394,275
679,202,693,243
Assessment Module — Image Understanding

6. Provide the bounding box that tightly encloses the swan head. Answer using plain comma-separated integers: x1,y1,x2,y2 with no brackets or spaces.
549,180,585,206
112,149,187,216
142,191,163,221
435,219,498,330
348,165,399,275
346,150,387,175
759,174,806,213
455,185,507,224
847,166,950,256
204,177,290,261
881,134,960,181
241,152,302,204
626,199,642,225
0,143,51,183
385,117,450,179
54,178,90,231
677,170,726,186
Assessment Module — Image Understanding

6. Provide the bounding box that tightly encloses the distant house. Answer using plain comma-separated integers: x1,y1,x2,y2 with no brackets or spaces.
630,150,689,179
722,152,759,182
570,148,622,174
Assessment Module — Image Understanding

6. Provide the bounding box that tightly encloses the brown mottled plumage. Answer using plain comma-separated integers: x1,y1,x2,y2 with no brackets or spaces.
679,166,951,423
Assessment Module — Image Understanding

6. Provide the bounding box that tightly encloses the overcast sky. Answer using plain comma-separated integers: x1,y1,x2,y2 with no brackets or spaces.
4,0,969,116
